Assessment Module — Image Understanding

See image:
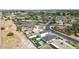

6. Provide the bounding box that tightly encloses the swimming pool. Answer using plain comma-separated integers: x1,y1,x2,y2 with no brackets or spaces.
30,35,47,48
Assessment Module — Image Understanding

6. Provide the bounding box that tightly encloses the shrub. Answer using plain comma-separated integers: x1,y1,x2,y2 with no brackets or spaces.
7,32,14,36
16,27,21,31
1,27,5,30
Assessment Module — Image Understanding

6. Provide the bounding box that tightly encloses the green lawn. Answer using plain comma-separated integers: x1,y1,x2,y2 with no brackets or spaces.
66,41,79,49
69,42,79,49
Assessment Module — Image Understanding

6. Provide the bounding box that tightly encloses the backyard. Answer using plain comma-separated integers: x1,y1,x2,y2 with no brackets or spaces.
30,35,47,48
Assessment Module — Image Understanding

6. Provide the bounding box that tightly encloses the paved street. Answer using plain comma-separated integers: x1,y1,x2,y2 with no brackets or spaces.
46,21,79,44
50,29,79,44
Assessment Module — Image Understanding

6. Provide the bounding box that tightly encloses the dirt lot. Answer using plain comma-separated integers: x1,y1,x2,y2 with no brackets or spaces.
0,19,34,49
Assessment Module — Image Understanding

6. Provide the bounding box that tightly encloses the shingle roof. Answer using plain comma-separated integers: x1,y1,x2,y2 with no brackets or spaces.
17,21,34,27
42,34,56,42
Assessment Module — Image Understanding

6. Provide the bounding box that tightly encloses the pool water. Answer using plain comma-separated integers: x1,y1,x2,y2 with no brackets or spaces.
38,40,46,45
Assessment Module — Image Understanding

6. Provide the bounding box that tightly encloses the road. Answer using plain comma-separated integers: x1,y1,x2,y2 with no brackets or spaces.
50,29,79,44
46,21,79,44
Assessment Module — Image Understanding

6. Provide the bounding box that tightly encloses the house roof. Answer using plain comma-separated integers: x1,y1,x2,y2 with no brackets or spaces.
17,21,34,27
42,34,56,42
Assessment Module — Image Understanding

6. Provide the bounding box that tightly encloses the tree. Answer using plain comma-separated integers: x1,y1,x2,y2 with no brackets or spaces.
62,12,65,16
56,12,61,16
52,18,56,24
16,18,22,24
71,18,79,36
16,27,22,31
